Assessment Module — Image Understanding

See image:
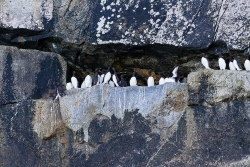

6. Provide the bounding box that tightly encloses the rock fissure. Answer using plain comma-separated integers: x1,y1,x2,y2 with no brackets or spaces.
213,0,228,41
0,100,22,107
63,0,74,17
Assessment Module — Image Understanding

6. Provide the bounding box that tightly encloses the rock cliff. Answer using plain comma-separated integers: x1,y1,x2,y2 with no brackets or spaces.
1,0,249,49
1,49,250,166
1,0,250,166
0,0,249,75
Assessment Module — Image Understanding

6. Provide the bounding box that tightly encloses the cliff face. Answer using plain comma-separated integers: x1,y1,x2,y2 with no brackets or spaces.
0,46,66,105
1,0,249,49
1,0,250,166
1,52,250,166
0,0,249,75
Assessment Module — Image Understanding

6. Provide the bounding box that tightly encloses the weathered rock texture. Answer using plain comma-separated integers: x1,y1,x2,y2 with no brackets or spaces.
188,69,250,105
0,0,249,76
1,0,250,166
0,0,53,30
0,45,66,105
1,0,249,50
2,67,250,166
31,83,187,166
0,45,67,166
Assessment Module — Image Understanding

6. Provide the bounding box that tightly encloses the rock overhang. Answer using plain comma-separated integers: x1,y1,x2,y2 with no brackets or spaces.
0,0,249,50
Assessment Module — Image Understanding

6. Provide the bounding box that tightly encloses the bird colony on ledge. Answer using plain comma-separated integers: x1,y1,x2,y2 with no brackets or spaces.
66,65,180,90
52,53,250,100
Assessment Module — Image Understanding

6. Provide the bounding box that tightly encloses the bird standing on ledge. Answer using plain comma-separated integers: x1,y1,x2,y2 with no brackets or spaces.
147,70,154,87
130,72,137,86
71,71,78,88
218,54,226,70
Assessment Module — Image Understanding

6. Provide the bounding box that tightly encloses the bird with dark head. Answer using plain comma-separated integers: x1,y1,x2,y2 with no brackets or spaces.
199,53,210,69
81,75,86,88
120,74,127,87
103,66,111,84
129,71,137,86
228,55,236,70
71,71,78,88
147,69,155,87
85,69,92,88
93,68,100,85
233,54,242,70
244,54,250,71
112,67,120,87
158,72,165,85
174,76,184,83
218,54,226,70
100,69,106,84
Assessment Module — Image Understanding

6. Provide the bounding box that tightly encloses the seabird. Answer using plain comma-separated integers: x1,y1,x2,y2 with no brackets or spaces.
174,76,184,83
93,68,100,85
229,56,236,71
100,69,106,84
85,69,92,88
97,73,101,85
233,54,242,70
164,77,175,83
120,74,127,87
81,76,86,88
200,53,211,69
71,71,78,88
165,66,180,83
172,66,179,77
147,70,154,87
112,67,120,87
158,72,165,85
244,55,250,71
109,80,115,87
66,82,73,90
218,54,226,70
103,67,111,84
129,72,137,86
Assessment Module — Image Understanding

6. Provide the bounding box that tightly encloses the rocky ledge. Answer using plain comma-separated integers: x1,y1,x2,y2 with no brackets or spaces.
2,61,250,166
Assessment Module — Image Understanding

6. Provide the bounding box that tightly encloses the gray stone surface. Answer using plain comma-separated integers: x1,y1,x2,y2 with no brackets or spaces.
188,69,250,106
36,83,188,142
2,69,250,166
213,0,250,50
89,0,215,48
0,0,249,50
0,45,66,105
0,0,53,30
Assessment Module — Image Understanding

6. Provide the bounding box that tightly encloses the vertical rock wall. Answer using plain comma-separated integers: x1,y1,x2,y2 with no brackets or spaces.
2,58,250,166
0,46,67,166
0,45,66,105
